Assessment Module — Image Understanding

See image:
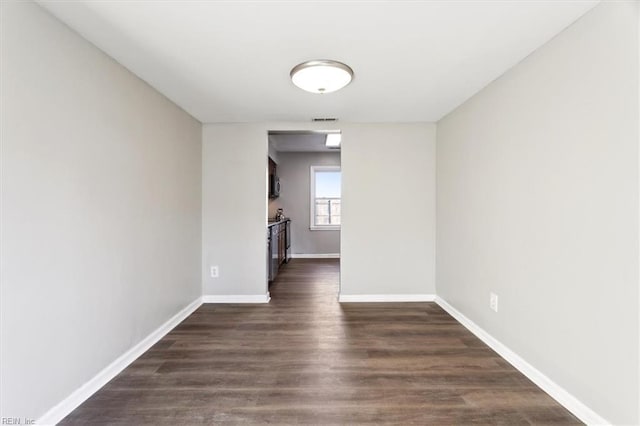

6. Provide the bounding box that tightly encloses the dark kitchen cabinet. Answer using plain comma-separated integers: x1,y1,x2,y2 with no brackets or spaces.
268,219,290,282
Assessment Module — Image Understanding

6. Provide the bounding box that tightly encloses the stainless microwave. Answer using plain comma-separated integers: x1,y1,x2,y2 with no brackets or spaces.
269,174,280,198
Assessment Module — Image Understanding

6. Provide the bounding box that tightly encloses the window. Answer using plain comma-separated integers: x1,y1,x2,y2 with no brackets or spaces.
310,166,341,230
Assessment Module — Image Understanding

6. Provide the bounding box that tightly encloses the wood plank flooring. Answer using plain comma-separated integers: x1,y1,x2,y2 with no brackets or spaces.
60,259,581,425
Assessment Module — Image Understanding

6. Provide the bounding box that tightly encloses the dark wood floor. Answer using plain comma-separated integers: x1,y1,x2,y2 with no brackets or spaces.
61,259,581,425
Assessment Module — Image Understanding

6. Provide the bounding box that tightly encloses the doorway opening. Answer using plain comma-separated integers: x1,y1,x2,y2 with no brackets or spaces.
266,130,341,301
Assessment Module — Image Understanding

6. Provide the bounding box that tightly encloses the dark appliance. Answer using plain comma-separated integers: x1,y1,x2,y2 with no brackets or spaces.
269,174,280,198
269,224,279,280
285,220,291,262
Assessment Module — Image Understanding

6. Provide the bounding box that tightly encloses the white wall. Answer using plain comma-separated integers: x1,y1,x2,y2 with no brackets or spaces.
276,151,341,255
0,1,202,421
341,123,436,296
267,135,281,164
202,122,436,298
436,2,639,424
202,124,269,297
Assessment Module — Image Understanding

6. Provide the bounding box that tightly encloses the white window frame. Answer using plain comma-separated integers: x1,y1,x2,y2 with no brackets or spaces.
310,165,341,231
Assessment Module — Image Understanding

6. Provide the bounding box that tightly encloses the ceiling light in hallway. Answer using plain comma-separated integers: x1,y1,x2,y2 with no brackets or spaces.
325,133,341,148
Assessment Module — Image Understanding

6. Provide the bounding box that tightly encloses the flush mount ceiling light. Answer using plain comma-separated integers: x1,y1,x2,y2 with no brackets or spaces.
290,60,353,94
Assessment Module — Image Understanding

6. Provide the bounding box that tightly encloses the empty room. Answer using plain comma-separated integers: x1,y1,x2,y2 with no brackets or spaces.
1,1,638,425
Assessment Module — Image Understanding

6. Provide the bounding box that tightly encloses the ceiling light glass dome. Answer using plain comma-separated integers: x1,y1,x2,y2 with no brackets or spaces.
290,60,354,94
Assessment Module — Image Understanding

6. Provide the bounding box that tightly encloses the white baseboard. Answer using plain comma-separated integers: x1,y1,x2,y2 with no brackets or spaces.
202,293,270,303
339,294,436,303
434,297,609,426
37,297,203,425
290,253,340,259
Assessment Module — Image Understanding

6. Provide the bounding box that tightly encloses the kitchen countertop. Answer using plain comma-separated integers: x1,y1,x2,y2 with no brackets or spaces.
267,217,290,227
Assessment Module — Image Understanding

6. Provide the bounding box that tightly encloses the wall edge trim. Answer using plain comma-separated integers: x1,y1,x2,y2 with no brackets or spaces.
435,296,610,426
36,297,203,425
290,253,340,259
338,294,436,302
202,294,271,303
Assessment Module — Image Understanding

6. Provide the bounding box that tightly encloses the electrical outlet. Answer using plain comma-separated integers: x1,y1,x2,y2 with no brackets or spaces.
210,266,219,278
490,293,499,312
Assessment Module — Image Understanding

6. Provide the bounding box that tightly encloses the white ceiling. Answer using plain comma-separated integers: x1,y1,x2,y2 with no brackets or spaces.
269,132,340,153
37,0,599,123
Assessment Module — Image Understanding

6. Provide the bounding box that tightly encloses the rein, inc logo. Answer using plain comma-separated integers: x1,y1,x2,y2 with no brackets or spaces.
1,418,35,425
